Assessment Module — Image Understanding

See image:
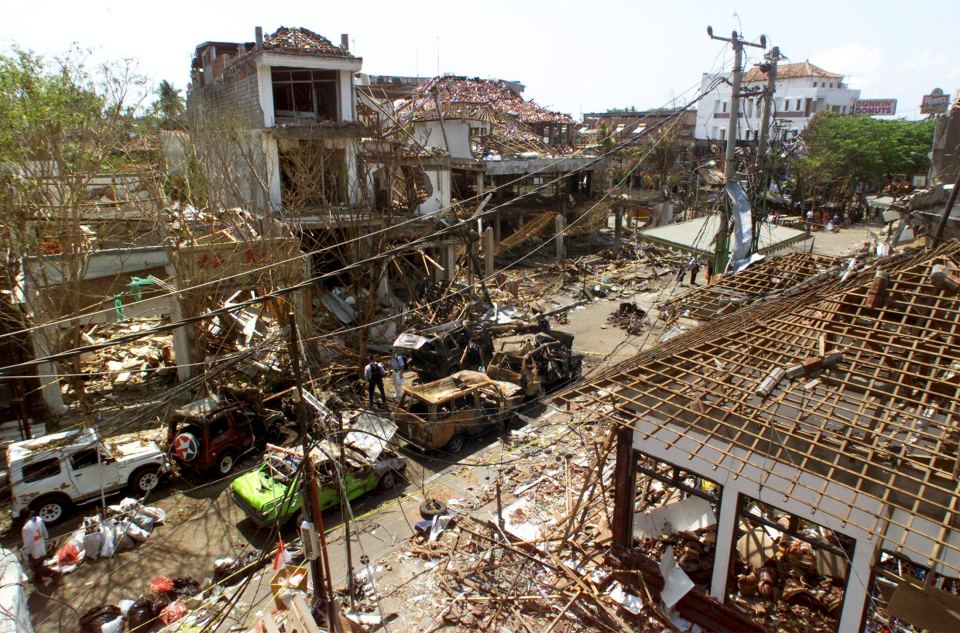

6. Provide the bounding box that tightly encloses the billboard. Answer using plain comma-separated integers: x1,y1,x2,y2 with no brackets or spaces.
921,88,950,115
854,99,898,116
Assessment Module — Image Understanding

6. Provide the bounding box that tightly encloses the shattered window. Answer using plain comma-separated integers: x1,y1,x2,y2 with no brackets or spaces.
271,67,338,123
22,458,61,483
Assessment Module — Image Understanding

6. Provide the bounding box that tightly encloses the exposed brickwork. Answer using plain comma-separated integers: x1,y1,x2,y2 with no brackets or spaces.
189,58,264,128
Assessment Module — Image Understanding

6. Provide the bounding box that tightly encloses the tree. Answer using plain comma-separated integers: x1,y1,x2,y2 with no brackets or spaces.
793,113,934,191
151,79,185,130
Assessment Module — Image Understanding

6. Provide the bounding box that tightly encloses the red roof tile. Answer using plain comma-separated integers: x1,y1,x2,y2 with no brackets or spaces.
743,61,843,83
263,26,357,60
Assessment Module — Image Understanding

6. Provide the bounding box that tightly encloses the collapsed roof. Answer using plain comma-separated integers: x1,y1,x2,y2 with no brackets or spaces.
397,76,576,157
559,242,960,576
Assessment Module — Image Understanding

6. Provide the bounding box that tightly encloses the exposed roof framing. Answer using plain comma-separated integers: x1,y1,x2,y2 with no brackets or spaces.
557,242,960,575
662,252,839,321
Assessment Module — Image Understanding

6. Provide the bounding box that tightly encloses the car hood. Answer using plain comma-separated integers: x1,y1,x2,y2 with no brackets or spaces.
231,468,292,511
107,436,164,461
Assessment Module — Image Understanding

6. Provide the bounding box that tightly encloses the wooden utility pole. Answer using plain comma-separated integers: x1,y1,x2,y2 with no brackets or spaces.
706,26,768,273
286,311,338,630
337,410,356,610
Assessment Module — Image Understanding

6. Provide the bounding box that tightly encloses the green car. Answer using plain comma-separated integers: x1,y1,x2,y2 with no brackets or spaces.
231,415,405,527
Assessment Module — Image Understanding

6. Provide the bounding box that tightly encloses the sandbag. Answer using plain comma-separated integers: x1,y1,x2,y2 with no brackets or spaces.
99,520,118,558
127,511,155,533
78,605,121,633
100,615,123,633
126,598,159,631
120,521,150,544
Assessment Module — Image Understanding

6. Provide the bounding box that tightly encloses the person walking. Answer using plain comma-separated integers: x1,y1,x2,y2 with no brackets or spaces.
389,352,405,401
364,355,386,407
21,509,56,585
689,258,702,286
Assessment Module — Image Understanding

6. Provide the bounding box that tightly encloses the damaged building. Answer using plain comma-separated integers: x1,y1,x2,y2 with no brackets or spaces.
557,243,960,632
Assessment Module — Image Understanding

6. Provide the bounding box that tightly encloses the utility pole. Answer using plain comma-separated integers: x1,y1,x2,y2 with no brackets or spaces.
756,46,780,166
706,26,767,273
287,311,338,631
337,410,356,610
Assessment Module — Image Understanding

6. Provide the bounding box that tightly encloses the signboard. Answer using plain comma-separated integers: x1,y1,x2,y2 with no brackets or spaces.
921,88,950,115
854,99,898,116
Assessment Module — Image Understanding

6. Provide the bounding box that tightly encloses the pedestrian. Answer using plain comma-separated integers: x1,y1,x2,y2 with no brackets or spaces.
364,355,386,407
21,509,56,585
389,352,405,401
689,258,701,286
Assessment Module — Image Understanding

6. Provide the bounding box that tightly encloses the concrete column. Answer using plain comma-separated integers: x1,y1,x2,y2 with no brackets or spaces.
836,539,874,633
168,296,194,383
614,205,624,251
444,244,457,282
555,214,566,261
483,227,495,278
31,325,67,416
709,489,740,601
476,172,484,195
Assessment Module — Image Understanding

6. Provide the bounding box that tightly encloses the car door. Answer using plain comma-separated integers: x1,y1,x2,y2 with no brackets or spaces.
67,446,120,500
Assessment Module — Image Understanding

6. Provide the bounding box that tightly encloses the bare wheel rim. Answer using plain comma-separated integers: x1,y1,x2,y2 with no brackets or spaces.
138,472,159,491
38,501,63,523
218,455,234,475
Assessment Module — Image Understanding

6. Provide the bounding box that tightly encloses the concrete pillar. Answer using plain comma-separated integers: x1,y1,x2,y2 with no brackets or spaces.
444,244,457,282
476,172,484,195
31,326,67,416
836,539,874,633
168,297,194,383
614,205,624,250
483,227,495,278
709,489,740,601
555,214,566,261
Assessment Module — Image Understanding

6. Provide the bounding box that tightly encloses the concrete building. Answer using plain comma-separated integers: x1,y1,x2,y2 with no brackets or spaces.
188,26,365,217
695,62,861,143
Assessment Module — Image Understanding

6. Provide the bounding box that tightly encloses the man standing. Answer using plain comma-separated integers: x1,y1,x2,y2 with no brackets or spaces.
389,352,405,402
21,509,55,585
364,355,386,407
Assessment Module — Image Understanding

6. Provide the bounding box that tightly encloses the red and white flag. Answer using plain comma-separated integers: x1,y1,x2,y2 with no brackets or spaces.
272,537,292,570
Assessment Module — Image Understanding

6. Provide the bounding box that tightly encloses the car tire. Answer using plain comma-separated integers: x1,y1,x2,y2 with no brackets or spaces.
419,499,448,520
378,470,397,491
216,451,237,477
129,467,162,496
31,494,71,525
444,435,464,454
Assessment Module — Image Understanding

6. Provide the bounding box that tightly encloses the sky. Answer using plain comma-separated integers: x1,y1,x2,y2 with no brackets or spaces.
2,0,958,121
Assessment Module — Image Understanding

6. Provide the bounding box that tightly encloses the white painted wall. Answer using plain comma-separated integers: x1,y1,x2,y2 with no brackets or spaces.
413,120,478,160
418,167,451,215
695,72,861,142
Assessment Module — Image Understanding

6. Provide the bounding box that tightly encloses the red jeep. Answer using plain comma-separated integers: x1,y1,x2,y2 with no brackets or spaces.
166,390,286,477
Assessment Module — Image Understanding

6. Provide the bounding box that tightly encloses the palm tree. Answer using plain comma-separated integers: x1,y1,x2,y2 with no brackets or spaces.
154,80,185,129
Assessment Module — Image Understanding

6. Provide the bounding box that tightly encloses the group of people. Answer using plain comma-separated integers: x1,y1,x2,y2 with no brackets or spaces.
363,352,406,407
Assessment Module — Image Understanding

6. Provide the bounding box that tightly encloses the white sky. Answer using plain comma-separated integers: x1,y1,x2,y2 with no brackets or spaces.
2,0,958,120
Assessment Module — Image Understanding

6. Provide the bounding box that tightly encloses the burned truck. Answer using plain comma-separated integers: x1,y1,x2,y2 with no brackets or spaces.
485,330,583,398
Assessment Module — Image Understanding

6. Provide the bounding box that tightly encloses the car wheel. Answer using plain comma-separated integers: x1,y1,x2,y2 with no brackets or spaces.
378,470,397,491
419,498,448,520
32,495,70,525
130,467,161,496
217,452,237,476
444,436,464,454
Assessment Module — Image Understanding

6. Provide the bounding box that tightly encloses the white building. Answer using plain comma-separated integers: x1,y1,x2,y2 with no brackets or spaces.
695,62,861,143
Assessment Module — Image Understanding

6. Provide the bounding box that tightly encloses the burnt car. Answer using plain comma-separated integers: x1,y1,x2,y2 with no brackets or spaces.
394,370,523,453
166,390,286,477
485,330,582,398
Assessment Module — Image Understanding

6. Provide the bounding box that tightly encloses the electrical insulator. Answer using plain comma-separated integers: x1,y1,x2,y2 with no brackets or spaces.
300,519,320,561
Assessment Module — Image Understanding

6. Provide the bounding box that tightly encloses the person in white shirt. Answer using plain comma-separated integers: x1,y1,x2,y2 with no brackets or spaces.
21,510,56,584
389,353,405,401
363,355,386,406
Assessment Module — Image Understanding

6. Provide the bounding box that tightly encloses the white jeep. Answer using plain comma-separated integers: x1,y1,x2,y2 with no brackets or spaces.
8,428,171,524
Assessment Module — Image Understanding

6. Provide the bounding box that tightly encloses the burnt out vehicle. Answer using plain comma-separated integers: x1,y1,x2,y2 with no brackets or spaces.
166,389,286,477
485,330,582,398
392,320,488,380
393,370,523,453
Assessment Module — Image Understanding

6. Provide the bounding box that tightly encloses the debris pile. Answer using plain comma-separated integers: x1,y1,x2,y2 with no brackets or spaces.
607,302,648,335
